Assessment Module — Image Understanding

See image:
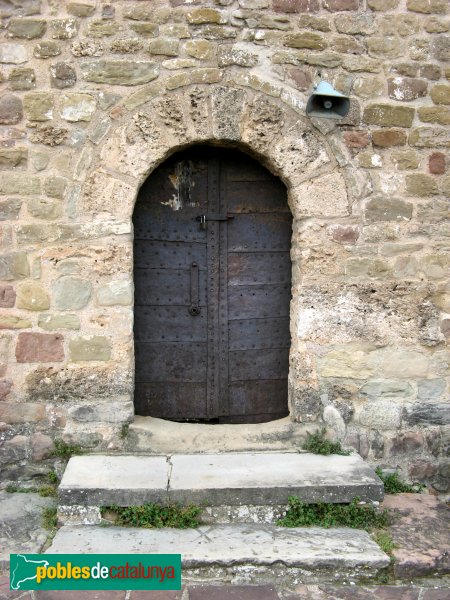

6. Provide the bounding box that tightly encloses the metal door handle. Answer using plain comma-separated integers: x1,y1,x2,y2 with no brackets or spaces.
196,214,234,230
188,262,200,316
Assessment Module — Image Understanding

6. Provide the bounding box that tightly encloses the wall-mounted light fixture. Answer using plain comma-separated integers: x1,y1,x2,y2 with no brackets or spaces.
306,81,350,120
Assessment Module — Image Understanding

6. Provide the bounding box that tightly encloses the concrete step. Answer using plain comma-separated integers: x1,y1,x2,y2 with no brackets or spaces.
58,452,383,524
46,523,390,585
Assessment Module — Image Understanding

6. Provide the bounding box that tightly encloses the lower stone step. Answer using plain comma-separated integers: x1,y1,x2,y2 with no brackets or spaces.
46,524,390,585
58,452,383,520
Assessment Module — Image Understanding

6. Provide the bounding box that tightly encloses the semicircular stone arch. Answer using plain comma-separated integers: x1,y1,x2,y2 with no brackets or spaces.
80,82,353,424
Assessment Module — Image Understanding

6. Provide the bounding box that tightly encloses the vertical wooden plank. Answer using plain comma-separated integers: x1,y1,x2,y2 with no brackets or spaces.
218,158,229,418
206,159,221,418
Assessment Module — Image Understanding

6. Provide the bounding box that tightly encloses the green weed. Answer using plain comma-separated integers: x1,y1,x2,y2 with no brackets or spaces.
375,468,425,494
302,429,350,456
42,507,58,531
101,503,202,529
372,530,396,556
52,439,84,459
6,483,57,497
277,496,390,531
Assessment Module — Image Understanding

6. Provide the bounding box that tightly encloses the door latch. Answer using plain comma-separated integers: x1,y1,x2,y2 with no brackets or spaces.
188,262,200,316
196,214,234,230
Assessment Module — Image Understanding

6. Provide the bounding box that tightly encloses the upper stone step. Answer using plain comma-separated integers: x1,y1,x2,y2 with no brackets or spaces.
59,452,384,507
46,523,390,584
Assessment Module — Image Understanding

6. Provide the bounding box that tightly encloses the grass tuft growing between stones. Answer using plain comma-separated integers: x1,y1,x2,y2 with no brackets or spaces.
42,506,58,532
375,467,425,494
6,482,57,497
372,530,396,557
302,429,350,456
52,438,84,459
277,496,390,531
101,503,202,529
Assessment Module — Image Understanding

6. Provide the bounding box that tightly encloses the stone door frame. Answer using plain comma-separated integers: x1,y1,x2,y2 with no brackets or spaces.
83,82,352,427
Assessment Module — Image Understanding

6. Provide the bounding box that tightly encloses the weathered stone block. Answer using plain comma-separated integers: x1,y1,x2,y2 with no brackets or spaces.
16,282,50,311
60,93,96,122
38,314,80,330
0,149,27,170
293,173,348,217
27,198,62,220
345,257,391,278
239,0,269,7
421,254,448,280
23,92,53,121
408,460,438,480
431,36,450,62
418,378,446,400
364,197,413,222
44,176,67,199
148,38,179,56
284,32,327,50
68,401,134,423
0,401,45,423
298,15,331,31
420,63,442,79
96,281,132,307
16,332,64,363
387,77,427,102
335,14,376,35
187,8,227,24
367,37,403,59
0,252,29,281
431,84,450,105
8,18,46,39
418,106,450,126
0,285,16,308
359,380,414,399
0,173,40,195
328,224,360,244
273,0,320,12
391,150,419,170
185,40,216,60
53,276,92,310
381,350,429,378
9,67,36,90
50,63,77,89
80,61,159,85
69,336,112,362
67,3,96,17
30,124,68,146
218,46,258,67
358,401,402,430
34,41,61,59
0,43,28,64
31,433,54,461
372,129,406,147
363,104,414,127
0,93,23,124
405,403,450,426
87,20,118,38
319,346,377,379
406,0,448,13
51,19,79,40
409,127,450,147
405,174,438,197
0,315,32,329
357,151,382,169
387,432,424,455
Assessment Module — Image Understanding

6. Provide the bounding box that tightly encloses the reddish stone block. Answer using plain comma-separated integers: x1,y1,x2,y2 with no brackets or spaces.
15,332,64,363
130,591,183,600
272,0,320,13
288,68,313,91
388,77,428,102
35,592,126,599
329,224,360,243
408,459,438,480
0,378,12,399
429,151,446,174
323,0,359,11
0,285,15,308
388,432,424,455
441,318,450,337
343,130,370,148
189,586,281,600
372,129,407,147
422,590,450,600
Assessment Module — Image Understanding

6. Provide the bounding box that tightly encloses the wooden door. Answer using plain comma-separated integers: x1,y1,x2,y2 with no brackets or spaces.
133,147,292,423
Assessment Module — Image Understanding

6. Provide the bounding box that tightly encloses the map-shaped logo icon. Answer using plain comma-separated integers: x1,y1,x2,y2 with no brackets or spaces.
10,554,49,590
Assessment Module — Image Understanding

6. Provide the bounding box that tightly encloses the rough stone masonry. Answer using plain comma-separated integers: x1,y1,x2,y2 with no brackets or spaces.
0,0,448,493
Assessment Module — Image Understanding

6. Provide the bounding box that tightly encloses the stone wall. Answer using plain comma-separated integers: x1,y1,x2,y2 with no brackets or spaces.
0,0,448,492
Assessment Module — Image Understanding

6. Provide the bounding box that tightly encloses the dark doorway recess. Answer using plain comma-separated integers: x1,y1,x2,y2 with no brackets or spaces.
133,146,292,424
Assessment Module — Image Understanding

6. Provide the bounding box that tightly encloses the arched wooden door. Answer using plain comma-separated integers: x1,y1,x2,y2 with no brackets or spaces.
133,147,292,423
